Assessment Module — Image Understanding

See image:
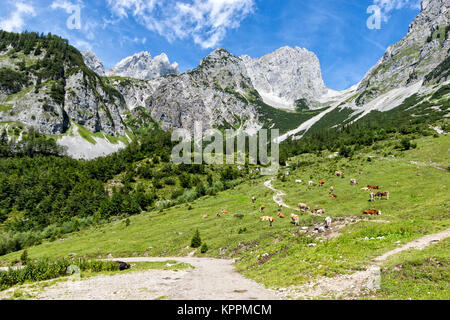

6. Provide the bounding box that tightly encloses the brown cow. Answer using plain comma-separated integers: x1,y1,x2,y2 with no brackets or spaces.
319,180,325,187
260,216,274,227
260,205,266,213
363,209,382,216
252,196,256,203
367,185,379,190
359,168,363,175
290,214,300,226
216,213,221,218
222,208,229,214
298,203,310,212
330,194,338,198
278,213,285,218
335,171,344,178
376,191,390,200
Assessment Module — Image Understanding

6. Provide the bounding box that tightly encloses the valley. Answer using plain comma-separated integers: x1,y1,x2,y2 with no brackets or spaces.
0,0,449,301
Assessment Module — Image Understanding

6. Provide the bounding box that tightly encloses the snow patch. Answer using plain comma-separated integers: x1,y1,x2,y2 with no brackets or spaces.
349,81,423,123
57,126,128,160
259,91,294,110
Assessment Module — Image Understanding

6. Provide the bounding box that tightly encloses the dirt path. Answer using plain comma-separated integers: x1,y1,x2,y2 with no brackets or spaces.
29,257,280,300
264,179,322,216
280,228,450,299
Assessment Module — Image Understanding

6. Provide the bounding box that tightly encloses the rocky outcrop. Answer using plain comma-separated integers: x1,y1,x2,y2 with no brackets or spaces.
241,46,328,109
81,50,105,76
106,51,180,80
112,49,259,132
356,0,449,104
64,71,126,136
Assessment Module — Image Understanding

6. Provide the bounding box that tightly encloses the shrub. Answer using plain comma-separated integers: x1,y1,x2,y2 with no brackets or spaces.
164,177,176,186
200,243,208,253
0,258,119,291
190,229,202,248
20,250,28,265
238,227,247,234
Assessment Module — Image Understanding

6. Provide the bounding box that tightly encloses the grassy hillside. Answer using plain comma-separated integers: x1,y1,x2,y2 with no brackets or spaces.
1,134,448,299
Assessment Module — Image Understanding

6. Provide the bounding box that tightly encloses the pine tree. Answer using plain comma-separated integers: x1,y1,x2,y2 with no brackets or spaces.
190,229,202,248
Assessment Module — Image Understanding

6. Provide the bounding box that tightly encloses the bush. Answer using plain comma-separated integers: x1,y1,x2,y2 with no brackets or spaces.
20,250,28,265
164,177,176,186
190,229,202,248
200,243,208,253
0,258,119,291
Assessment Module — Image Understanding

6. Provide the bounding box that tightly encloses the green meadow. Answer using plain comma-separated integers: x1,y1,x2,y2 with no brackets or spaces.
0,134,448,299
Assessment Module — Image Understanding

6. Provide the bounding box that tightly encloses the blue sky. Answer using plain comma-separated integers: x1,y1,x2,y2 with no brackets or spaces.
0,0,421,90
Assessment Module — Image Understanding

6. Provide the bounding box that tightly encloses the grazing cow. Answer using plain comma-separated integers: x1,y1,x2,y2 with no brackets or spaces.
252,196,256,203
290,214,300,226
202,214,209,219
335,171,344,178
319,180,325,187
222,208,229,214
308,181,314,186
369,192,376,202
260,205,266,213
359,168,363,175
295,180,302,184
350,179,358,186
216,213,221,218
278,204,283,212
367,185,379,190
298,203,310,212
329,186,334,194
325,217,332,228
363,209,382,216
278,213,285,219
312,209,326,215
260,216,274,227
361,187,370,191
330,194,338,198
376,191,390,200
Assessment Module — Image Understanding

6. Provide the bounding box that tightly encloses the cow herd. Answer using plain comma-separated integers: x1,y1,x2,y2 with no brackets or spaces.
201,168,389,230
253,169,390,227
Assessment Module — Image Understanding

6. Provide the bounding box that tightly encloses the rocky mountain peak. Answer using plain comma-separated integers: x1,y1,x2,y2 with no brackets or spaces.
105,51,180,80
81,50,105,76
241,46,328,110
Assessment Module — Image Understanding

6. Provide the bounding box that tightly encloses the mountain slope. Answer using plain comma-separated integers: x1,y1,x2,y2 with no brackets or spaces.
241,46,328,110
81,50,105,76
356,0,449,105
0,31,127,138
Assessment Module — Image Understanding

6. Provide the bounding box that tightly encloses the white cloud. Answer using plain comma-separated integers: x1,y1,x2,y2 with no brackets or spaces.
0,1,36,32
51,0,78,11
373,0,421,21
106,0,255,49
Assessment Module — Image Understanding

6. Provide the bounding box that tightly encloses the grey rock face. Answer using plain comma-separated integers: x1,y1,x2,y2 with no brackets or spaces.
241,46,328,109
81,50,106,76
64,71,126,136
0,86,68,135
112,49,260,132
356,0,449,104
106,51,180,80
